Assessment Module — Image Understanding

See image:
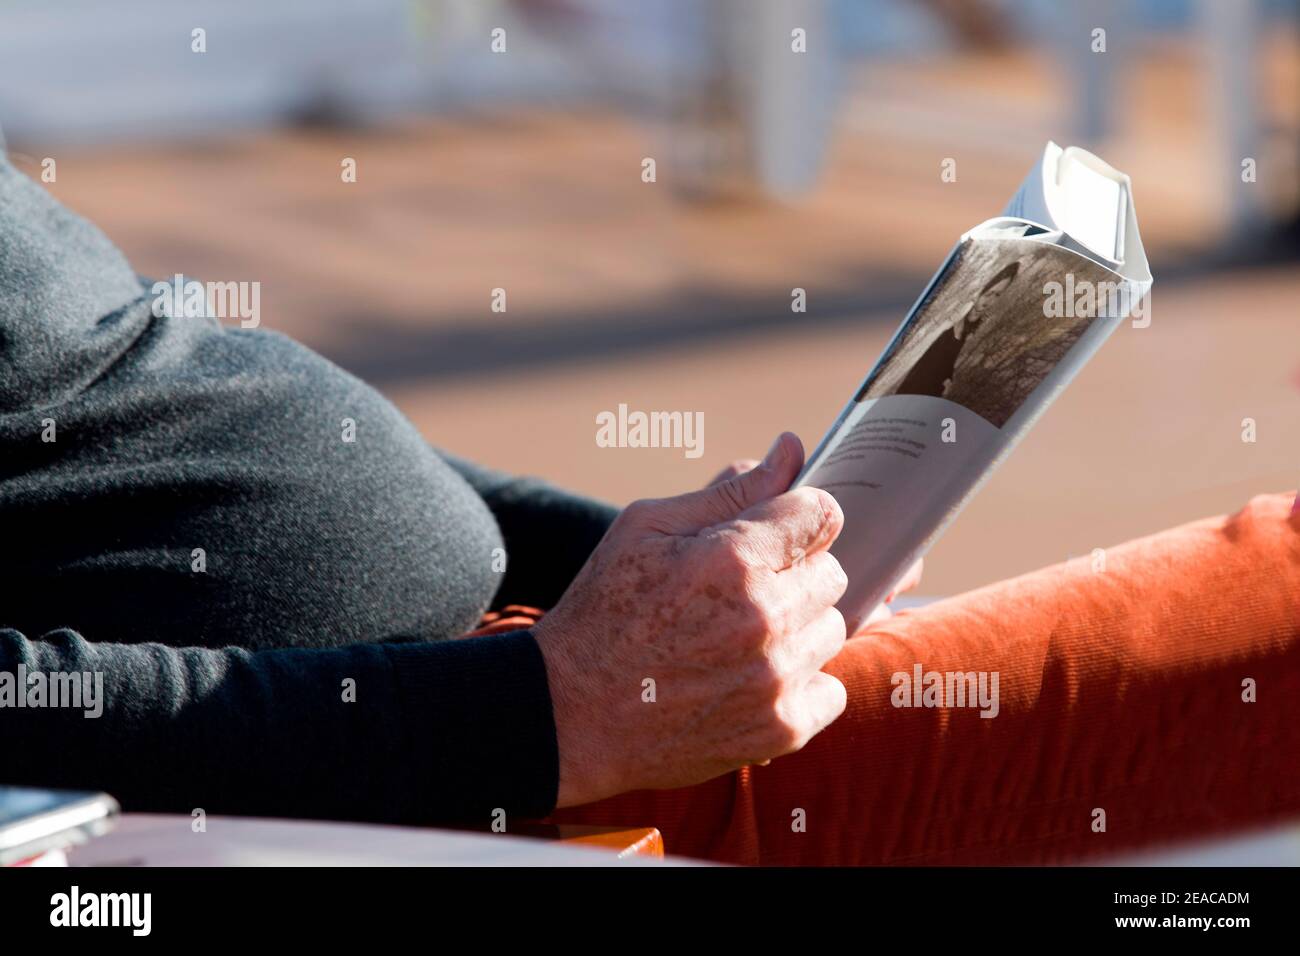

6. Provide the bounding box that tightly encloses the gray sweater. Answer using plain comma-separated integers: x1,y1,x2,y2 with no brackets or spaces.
0,154,618,824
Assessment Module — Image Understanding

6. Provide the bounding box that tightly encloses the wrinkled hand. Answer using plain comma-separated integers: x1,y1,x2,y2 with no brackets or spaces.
709,458,923,634
533,433,849,808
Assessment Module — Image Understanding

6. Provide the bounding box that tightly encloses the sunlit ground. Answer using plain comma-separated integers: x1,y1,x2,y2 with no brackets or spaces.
24,39,1300,598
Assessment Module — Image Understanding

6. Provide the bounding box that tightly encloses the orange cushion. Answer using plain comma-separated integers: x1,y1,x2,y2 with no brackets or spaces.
545,492,1300,864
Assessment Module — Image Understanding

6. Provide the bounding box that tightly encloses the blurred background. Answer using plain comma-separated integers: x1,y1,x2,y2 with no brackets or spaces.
1,0,1297,598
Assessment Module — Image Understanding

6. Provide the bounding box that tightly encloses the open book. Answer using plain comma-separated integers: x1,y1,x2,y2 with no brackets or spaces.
795,143,1153,633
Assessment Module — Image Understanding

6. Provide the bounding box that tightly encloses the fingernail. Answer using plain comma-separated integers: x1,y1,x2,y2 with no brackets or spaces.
762,433,788,469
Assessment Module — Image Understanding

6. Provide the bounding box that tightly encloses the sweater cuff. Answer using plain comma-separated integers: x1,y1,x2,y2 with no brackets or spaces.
385,629,559,824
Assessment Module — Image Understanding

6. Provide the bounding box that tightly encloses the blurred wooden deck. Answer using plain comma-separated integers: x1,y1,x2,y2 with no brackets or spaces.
26,43,1300,597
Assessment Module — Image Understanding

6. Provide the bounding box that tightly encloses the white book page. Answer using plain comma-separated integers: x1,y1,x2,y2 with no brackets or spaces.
798,144,1152,630
1002,142,1150,287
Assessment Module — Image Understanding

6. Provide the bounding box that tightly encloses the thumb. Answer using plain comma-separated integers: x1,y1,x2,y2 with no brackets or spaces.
656,432,805,535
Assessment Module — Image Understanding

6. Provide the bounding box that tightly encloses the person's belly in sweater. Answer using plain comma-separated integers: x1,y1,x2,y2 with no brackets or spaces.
0,154,503,649
1,308,506,650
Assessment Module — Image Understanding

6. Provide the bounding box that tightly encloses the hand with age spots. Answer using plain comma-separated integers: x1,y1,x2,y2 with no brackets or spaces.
709,459,924,632
533,433,850,808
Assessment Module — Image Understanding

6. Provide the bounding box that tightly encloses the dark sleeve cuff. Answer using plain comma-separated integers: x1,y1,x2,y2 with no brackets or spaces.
440,451,619,609
386,629,559,823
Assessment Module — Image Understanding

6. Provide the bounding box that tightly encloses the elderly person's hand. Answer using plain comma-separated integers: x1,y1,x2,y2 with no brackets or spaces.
533,432,849,808
709,457,924,631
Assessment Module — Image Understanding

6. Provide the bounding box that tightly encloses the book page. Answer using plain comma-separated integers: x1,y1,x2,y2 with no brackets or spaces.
1002,142,1145,276
798,143,1150,633
797,236,1124,633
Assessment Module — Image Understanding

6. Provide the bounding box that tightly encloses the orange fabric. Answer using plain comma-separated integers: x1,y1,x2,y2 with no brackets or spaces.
463,605,549,638
482,493,1300,864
